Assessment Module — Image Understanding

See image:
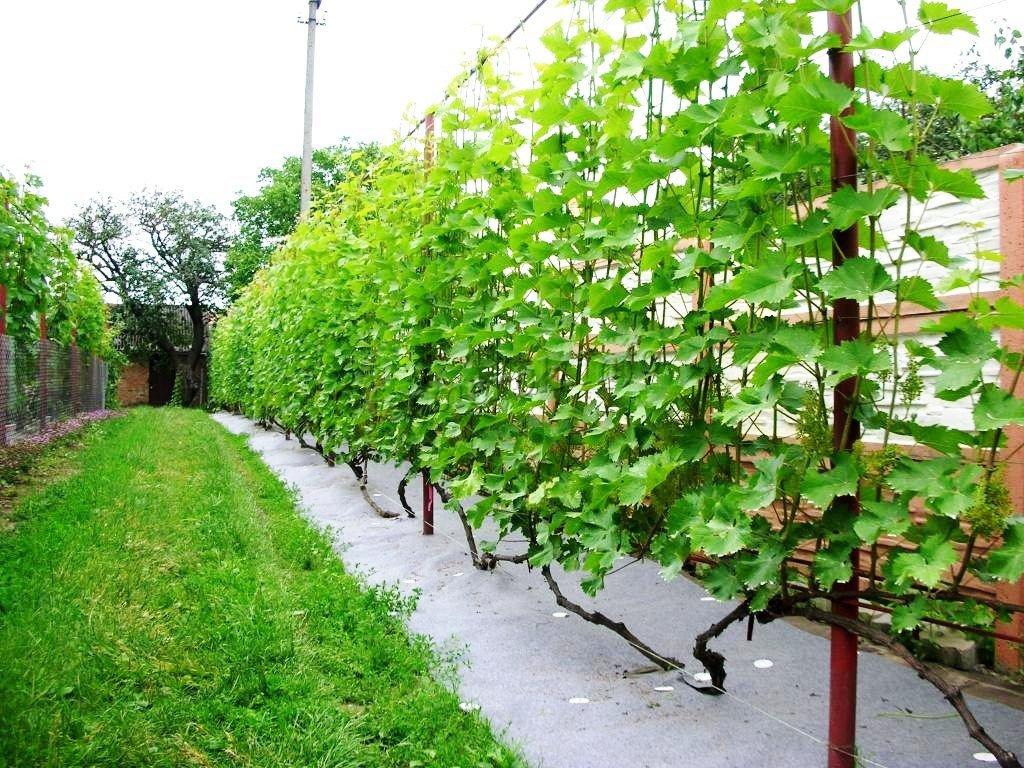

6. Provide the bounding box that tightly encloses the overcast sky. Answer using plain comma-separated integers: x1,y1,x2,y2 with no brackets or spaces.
1,0,1021,224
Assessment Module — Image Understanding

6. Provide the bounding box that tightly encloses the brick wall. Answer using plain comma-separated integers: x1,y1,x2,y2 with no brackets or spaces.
117,362,149,406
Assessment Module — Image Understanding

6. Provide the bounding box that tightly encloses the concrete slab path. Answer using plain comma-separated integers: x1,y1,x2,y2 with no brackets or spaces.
212,412,1023,768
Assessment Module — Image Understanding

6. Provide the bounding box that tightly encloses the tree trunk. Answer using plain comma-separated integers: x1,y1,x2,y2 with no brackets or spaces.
182,296,205,407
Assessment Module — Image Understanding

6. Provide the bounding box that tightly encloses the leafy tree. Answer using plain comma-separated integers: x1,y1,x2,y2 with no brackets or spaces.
71,191,229,406
920,24,1024,159
226,140,381,298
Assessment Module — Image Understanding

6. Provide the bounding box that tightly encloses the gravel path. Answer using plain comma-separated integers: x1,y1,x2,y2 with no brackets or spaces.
212,412,1023,768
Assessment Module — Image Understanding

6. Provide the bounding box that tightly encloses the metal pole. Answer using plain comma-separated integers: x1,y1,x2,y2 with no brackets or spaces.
0,284,7,447
299,0,322,218
70,329,80,416
422,111,436,536
424,112,435,169
422,471,434,535
38,313,48,430
827,10,860,768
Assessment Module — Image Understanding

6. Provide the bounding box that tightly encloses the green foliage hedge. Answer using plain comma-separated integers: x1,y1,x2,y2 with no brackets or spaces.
214,0,1023,679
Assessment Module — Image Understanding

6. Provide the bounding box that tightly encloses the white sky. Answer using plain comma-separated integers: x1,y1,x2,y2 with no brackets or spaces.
1,0,1021,224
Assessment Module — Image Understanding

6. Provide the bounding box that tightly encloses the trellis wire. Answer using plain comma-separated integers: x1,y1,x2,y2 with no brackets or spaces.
401,0,552,141
399,0,1012,145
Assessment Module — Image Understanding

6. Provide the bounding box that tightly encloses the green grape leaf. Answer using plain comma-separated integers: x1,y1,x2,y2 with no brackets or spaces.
690,516,751,557
732,456,783,511
974,384,1024,431
802,453,859,510
889,535,958,588
854,499,911,544
720,378,803,425
703,563,743,600
930,77,992,120
905,231,951,266
844,27,914,52
887,420,976,456
704,253,794,310
841,104,912,151
887,456,960,499
818,257,894,301
777,69,853,125
814,546,854,590
895,275,943,311
985,519,1024,582
827,186,901,230
618,451,682,506
891,596,930,632
918,2,979,35
932,356,982,395
587,278,628,315
818,337,891,381
974,296,1024,330
928,167,985,199
734,541,787,588
452,465,484,501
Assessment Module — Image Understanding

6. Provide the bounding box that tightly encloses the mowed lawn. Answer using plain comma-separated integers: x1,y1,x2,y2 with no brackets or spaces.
0,408,521,768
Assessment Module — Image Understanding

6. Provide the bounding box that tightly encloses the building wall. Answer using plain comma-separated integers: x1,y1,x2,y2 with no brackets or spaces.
117,362,149,406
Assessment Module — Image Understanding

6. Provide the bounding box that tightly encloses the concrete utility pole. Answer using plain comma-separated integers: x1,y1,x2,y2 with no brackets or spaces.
299,0,323,218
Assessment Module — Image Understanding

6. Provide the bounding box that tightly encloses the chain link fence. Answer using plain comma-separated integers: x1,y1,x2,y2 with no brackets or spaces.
0,335,107,446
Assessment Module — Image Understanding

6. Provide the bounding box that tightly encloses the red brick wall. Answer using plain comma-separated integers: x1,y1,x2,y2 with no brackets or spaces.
117,363,149,406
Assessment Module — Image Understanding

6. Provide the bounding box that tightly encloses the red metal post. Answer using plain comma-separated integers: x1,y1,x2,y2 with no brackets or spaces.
70,329,80,416
0,284,7,447
422,111,436,536
827,10,860,768
424,111,435,170
422,470,435,535
38,312,48,429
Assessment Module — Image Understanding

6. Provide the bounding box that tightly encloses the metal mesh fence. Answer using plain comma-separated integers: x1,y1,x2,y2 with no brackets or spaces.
0,335,107,446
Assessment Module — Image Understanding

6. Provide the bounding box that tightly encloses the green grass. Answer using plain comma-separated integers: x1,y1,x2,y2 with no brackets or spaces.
0,408,522,768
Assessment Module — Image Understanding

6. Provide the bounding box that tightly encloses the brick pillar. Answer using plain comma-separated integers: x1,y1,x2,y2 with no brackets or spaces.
995,148,1024,671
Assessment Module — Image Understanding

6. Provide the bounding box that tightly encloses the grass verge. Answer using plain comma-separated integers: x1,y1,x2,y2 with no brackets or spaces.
0,407,522,768
0,412,117,529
